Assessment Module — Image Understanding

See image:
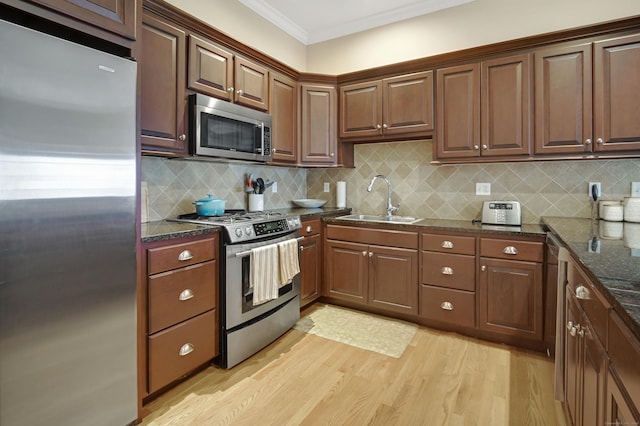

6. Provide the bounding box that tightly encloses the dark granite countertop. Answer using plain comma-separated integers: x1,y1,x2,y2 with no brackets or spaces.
542,216,640,340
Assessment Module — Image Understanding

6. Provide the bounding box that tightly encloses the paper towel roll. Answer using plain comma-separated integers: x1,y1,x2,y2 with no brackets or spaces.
337,181,346,208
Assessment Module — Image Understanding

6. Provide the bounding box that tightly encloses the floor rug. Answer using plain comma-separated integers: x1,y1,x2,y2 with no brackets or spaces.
293,304,418,358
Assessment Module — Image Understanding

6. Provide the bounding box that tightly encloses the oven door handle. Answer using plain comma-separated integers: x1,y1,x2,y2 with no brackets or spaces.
234,236,304,258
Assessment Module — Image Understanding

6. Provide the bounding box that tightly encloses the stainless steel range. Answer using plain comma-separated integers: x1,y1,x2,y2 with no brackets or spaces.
174,210,302,368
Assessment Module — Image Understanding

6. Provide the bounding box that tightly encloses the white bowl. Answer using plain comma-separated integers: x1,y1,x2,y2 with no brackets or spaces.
292,199,327,208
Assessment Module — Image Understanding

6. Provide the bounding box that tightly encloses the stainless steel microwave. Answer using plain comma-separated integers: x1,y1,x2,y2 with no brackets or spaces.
189,93,272,162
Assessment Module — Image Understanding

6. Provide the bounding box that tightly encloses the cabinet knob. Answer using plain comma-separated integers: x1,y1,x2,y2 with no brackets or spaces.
272,148,277,153
178,250,193,261
178,134,186,141
596,138,604,144
575,285,591,300
584,138,592,145
178,289,194,301
179,343,194,356
441,240,454,249
237,89,244,95
481,265,486,272
228,87,234,93
376,124,382,130
441,267,454,275
577,327,585,338
503,246,518,255
330,152,335,157
440,301,454,311
473,145,480,150
299,245,305,251
383,124,388,129
566,321,574,331
362,251,367,256
369,252,373,258
306,225,313,233
482,144,488,150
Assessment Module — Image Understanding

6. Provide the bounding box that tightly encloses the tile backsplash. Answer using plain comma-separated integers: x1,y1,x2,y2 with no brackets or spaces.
141,157,307,221
307,140,640,224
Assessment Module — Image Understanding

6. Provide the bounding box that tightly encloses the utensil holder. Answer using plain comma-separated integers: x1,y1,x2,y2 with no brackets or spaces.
248,193,264,212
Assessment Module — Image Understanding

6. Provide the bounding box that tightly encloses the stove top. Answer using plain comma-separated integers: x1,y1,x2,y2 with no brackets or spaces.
172,210,301,243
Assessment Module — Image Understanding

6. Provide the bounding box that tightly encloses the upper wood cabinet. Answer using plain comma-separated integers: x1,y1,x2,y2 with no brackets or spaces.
435,54,532,160
187,35,269,111
140,12,188,155
269,72,298,164
300,84,338,165
339,71,434,140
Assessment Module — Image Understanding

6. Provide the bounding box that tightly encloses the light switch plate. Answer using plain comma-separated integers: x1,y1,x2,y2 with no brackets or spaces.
632,182,640,197
476,182,491,195
271,182,277,193
323,182,330,192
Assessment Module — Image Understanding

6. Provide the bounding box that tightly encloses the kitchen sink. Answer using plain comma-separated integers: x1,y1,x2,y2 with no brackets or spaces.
335,214,422,224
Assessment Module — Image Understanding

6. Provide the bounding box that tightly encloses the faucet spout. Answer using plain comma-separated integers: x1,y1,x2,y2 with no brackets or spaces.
367,174,400,217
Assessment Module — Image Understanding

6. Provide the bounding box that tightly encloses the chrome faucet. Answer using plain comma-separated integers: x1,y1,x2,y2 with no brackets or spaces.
367,174,399,217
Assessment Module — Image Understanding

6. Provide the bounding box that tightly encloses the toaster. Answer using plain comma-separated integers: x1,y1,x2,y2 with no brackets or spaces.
481,201,522,226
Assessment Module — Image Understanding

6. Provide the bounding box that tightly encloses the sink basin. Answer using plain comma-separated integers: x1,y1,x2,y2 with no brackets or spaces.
336,214,422,224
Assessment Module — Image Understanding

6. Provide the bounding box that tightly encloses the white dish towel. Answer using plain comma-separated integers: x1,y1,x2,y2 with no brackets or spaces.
250,244,279,306
278,239,300,285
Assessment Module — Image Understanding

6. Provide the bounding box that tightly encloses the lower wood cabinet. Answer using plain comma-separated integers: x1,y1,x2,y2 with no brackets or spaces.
324,224,418,315
299,219,321,307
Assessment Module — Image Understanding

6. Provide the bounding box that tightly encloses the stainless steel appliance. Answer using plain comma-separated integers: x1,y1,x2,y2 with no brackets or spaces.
174,211,302,368
481,200,522,226
189,93,272,162
0,20,137,426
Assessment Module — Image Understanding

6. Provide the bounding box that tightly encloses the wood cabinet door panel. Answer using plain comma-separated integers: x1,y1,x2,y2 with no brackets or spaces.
534,43,592,155
339,81,382,138
422,252,475,291
148,261,217,334
300,234,321,305
594,33,640,152
269,72,298,163
420,285,475,328
581,317,607,426
234,56,268,110
481,54,531,156
300,84,337,164
565,288,582,426
383,71,434,135
608,311,640,410
569,263,610,345
607,370,640,426
479,258,543,340
436,63,480,158
188,35,233,101
325,240,368,303
369,246,418,315
141,14,187,153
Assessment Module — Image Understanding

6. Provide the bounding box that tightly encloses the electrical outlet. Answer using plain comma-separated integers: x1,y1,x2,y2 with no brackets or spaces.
323,182,330,192
588,237,600,254
589,182,601,198
271,182,277,193
476,182,491,196
632,182,640,197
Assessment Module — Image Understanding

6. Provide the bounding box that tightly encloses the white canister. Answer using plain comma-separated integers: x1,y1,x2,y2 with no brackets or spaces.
624,222,640,249
623,197,640,223
248,193,264,212
336,181,346,208
603,204,624,222
599,220,623,239
598,200,622,219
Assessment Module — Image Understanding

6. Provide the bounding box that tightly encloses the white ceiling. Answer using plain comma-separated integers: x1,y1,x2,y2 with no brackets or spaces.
238,0,475,45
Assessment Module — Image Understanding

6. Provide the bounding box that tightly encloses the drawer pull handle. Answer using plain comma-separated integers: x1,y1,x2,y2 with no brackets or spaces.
503,246,518,255
440,301,454,311
179,289,194,301
441,241,454,249
306,225,313,233
179,343,194,356
575,285,591,300
178,250,193,261
441,267,454,275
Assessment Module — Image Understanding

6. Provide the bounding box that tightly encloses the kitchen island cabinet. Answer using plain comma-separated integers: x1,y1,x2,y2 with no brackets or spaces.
324,224,419,316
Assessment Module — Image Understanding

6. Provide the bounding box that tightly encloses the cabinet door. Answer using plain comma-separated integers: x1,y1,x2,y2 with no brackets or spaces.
607,371,640,426
478,258,543,341
269,72,298,163
234,56,269,110
435,63,480,159
28,0,136,40
594,33,640,152
534,43,592,155
300,234,321,307
565,288,582,426
581,318,607,426
369,245,418,315
324,240,368,304
300,84,337,164
481,54,532,156
339,80,382,138
187,35,233,101
140,14,187,154
383,71,434,136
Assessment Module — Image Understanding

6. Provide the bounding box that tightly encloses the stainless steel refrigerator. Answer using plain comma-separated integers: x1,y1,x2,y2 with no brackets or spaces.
0,19,138,426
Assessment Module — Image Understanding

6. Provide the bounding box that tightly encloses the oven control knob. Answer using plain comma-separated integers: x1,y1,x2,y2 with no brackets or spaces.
235,228,243,238
245,226,253,236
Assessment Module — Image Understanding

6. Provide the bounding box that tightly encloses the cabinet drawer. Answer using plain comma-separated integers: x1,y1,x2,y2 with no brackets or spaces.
326,224,418,249
422,252,475,291
148,237,217,275
568,262,610,344
148,261,217,334
421,233,475,255
608,311,640,412
420,285,475,328
148,310,217,393
480,238,543,262
301,219,321,237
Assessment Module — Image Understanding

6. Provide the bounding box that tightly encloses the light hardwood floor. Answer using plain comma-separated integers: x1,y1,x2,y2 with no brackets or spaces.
140,304,568,425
